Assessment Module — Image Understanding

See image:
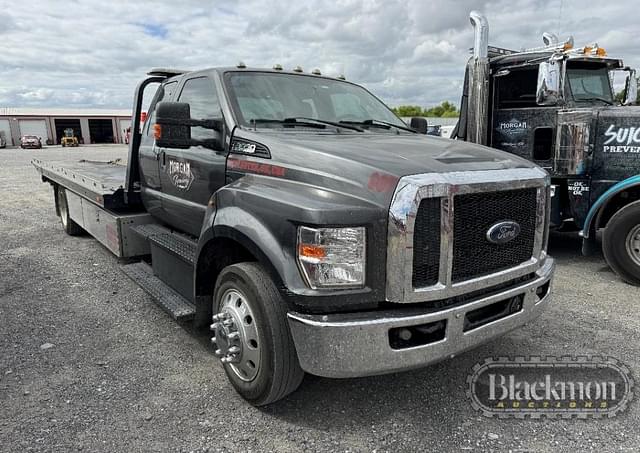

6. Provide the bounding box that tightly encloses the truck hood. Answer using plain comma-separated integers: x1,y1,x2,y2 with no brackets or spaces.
261,132,535,176
232,130,538,208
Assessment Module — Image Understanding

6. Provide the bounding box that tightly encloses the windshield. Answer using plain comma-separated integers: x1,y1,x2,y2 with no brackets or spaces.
566,63,614,104
225,72,405,129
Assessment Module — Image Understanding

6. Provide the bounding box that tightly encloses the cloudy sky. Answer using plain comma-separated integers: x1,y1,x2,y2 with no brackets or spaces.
1,0,638,111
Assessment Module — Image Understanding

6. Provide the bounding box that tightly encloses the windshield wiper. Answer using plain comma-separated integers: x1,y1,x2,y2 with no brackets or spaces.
339,119,417,133
250,118,324,129
577,97,614,105
249,117,364,132
287,117,364,132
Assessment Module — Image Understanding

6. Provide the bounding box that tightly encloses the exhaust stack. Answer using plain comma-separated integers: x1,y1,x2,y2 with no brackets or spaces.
470,11,489,59
466,11,490,145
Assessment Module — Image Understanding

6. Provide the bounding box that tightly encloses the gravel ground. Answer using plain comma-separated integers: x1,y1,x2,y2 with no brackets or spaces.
0,145,638,452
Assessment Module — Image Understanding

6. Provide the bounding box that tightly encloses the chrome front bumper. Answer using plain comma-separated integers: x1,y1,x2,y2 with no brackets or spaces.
287,258,555,378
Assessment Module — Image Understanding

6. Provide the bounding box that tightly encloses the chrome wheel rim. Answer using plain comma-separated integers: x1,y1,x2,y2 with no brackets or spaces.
626,224,640,267
211,288,261,382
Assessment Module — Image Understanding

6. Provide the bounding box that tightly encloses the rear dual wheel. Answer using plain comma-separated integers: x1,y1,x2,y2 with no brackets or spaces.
55,186,84,236
211,262,304,406
603,200,640,285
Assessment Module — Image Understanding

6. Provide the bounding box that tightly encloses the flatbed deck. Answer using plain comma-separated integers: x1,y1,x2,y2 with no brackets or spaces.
32,158,141,210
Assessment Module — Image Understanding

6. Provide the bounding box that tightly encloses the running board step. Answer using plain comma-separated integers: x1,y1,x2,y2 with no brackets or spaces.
121,261,196,320
131,223,196,265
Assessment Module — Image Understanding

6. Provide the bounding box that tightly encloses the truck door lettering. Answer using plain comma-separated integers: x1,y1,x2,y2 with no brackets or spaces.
603,124,640,153
167,159,195,190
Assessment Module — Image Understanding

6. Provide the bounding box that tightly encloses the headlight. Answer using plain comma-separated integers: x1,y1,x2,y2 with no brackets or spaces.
296,226,366,289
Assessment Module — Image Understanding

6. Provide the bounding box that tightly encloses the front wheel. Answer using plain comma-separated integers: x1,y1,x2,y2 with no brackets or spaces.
603,200,640,285
211,262,304,405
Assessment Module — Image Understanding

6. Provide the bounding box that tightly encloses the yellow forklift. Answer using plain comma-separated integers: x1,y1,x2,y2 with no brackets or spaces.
61,128,79,147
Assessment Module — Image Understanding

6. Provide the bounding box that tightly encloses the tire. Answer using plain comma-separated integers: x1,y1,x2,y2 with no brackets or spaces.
603,200,640,285
55,186,84,236
211,262,304,406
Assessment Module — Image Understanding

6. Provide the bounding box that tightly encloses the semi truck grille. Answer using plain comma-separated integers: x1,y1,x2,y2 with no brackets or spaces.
451,188,537,282
412,198,441,287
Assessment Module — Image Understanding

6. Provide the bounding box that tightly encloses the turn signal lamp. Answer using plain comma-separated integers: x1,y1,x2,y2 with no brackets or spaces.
563,41,573,51
153,124,161,140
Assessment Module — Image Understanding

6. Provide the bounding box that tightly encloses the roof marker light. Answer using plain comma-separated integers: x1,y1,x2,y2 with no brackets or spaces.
236,61,246,69
311,68,321,75
293,66,303,73
337,74,346,80
595,47,607,57
273,64,283,70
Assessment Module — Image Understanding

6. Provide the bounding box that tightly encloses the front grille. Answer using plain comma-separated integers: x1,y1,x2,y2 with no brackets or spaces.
412,197,441,287
452,188,537,282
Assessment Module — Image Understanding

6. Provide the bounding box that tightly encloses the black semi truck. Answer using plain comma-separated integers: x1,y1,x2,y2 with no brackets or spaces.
454,11,640,285
33,66,554,405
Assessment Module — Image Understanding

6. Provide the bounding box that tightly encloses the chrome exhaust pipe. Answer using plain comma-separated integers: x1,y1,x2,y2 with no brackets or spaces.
469,11,489,59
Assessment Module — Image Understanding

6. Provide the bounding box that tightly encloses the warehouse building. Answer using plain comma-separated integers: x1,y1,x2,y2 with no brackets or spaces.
0,108,132,147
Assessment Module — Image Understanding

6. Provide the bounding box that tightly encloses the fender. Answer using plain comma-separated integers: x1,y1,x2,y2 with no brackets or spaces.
581,174,640,241
193,175,388,316
202,204,300,289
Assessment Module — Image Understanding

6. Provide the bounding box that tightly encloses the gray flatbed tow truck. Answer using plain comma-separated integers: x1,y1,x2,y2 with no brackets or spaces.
33,66,555,405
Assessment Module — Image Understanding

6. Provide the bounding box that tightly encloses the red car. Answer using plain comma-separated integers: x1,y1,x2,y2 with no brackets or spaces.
20,135,43,149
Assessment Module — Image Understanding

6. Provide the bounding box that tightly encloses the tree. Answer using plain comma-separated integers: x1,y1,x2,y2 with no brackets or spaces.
392,105,425,117
392,101,459,117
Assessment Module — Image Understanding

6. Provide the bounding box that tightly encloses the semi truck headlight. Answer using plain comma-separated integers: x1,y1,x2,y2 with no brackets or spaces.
297,226,366,289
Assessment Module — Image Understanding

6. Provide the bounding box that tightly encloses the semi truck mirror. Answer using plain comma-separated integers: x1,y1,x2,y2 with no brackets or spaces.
410,117,428,134
623,69,638,106
155,102,192,149
536,60,561,106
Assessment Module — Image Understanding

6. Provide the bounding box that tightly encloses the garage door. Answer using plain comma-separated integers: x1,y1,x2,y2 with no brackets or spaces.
19,119,48,140
0,119,11,146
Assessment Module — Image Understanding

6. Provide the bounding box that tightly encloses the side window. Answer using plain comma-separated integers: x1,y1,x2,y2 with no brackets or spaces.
177,77,221,140
144,81,178,136
496,68,539,109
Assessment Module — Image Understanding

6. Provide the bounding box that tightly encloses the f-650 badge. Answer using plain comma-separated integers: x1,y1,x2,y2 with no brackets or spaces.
168,159,195,190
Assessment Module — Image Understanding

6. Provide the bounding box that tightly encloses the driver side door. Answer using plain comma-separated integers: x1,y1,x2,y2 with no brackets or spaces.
158,75,227,236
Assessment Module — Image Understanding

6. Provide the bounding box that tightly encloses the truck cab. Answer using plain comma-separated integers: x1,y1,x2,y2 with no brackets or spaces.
455,12,640,285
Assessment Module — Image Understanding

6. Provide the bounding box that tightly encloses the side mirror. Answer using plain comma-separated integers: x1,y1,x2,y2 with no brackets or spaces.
155,102,192,149
155,102,223,149
623,69,638,106
536,60,561,106
410,117,428,134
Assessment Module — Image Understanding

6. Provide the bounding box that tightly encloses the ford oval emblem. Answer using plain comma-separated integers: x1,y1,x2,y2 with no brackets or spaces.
486,221,521,244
